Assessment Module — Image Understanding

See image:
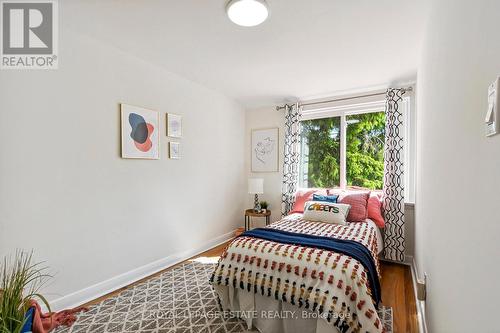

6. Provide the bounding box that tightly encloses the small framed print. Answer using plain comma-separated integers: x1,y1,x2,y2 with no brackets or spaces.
169,142,180,159
167,113,182,138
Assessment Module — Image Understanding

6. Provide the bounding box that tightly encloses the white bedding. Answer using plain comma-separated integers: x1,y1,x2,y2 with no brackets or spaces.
366,219,384,254
211,216,384,333
214,284,340,333
285,214,383,254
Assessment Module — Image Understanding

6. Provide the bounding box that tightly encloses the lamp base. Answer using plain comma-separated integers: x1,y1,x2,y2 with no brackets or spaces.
253,194,261,212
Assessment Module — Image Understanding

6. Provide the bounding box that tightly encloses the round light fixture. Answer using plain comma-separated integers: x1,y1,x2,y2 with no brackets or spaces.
226,0,269,27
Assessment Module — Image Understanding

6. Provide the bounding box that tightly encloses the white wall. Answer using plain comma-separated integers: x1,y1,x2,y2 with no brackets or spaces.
245,107,285,224
0,26,245,307
415,0,500,331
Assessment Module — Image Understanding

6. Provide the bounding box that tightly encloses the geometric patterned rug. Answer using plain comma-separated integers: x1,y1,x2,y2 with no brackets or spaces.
54,261,392,333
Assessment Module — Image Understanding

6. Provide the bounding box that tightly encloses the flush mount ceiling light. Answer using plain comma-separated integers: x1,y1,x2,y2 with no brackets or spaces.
226,0,269,27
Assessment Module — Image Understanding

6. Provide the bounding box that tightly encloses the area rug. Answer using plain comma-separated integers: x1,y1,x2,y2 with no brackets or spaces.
54,261,393,333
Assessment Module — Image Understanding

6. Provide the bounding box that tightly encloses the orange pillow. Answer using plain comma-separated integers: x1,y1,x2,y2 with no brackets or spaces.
290,188,328,214
367,191,385,227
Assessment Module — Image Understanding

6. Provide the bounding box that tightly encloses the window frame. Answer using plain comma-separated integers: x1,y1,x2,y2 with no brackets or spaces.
299,95,415,203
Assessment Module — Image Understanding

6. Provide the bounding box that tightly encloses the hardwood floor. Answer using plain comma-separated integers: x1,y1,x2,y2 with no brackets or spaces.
84,242,418,333
379,261,418,333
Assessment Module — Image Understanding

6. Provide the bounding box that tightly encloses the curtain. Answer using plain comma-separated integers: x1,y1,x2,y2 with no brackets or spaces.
382,88,406,262
281,103,302,216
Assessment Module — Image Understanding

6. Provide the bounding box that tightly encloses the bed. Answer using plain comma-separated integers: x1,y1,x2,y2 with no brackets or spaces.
210,213,384,333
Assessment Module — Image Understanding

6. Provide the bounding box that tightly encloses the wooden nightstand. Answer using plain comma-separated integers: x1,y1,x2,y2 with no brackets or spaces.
244,209,271,230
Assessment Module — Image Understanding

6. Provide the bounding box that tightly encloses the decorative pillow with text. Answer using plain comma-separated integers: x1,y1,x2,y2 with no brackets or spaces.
302,201,351,225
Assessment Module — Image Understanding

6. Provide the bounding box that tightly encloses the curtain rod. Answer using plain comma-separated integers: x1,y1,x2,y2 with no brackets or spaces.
276,86,413,111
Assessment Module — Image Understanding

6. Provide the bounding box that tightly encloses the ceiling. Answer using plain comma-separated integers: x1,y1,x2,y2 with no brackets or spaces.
64,0,426,109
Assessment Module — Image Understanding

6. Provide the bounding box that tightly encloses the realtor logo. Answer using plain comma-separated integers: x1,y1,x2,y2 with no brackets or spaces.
1,0,58,69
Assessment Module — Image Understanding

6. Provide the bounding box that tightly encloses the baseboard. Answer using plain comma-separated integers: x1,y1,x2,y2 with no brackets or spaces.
49,229,235,312
408,255,428,333
379,254,413,266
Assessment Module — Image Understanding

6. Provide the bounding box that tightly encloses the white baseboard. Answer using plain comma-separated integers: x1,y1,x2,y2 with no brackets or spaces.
49,230,235,312
408,255,428,333
379,254,412,266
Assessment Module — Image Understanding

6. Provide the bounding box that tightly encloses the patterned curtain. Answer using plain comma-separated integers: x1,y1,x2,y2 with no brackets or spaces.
382,88,406,262
281,103,302,216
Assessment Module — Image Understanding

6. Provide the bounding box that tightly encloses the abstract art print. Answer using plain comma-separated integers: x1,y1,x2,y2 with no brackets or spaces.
167,113,182,138
121,104,159,159
251,127,279,172
169,142,180,159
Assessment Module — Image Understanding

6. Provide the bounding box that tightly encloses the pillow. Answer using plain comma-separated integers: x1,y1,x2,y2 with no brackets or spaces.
312,194,339,203
329,189,370,222
368,191,385,227
303,201,350,225
290,189,328,214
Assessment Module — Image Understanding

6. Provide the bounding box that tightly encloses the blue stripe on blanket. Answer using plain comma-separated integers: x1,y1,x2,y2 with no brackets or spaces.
239,228,381,306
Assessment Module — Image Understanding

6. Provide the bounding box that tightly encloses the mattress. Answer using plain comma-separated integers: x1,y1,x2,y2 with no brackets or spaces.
366,218,384,254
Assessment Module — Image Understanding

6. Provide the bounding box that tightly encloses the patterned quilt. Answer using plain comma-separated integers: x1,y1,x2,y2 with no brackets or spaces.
210,214,383,333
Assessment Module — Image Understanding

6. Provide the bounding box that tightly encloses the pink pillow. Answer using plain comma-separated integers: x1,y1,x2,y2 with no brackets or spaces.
290,188,328,214
368,191,385,228
329,189,370,222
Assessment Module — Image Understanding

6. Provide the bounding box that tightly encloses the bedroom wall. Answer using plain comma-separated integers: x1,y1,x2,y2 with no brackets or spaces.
0,25,245,308
245,106,285,224
415,0,500,330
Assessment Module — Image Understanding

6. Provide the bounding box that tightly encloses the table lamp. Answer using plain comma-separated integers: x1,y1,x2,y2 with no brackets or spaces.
248,178,264,212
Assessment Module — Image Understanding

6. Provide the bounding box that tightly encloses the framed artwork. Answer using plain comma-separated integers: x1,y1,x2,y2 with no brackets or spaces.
167,113,182,138
169,142,180,159
121,104,159,159
251,127,279,172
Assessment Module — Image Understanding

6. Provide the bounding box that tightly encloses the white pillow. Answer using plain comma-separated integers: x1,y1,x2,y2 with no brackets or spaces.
302,201,351,225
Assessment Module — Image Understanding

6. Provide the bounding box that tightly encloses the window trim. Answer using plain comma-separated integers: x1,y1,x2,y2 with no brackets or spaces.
300,95,415,203
301,100,386,121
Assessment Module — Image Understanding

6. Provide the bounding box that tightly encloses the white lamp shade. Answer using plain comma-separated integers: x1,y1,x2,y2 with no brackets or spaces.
248,178,264,194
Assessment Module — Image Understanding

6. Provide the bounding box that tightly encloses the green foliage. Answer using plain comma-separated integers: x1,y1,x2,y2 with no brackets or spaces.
346,112,385,189
0,251,51,333
259,201,268,209
300,117,340,188
301,112,385,190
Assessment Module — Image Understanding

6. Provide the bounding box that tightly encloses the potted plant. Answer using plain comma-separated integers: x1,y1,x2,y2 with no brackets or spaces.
0,251,51,333
259,201,268,213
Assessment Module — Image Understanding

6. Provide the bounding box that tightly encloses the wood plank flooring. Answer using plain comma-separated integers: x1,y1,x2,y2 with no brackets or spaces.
379,261,418,333
83,242,418,333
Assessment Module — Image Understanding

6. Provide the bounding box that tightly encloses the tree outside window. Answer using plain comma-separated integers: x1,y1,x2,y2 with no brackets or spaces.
299,111,385,189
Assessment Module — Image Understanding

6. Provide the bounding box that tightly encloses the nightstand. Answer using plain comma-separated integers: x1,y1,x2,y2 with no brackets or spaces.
244,209,271,230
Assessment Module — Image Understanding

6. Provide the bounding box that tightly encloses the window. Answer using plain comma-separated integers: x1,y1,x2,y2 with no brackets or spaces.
300,110,385,190
299,95,414,202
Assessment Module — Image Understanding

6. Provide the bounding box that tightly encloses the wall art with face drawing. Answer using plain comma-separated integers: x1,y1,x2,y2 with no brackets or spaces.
251,127,279,172
121,104,160,159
